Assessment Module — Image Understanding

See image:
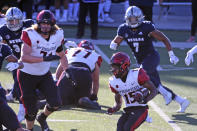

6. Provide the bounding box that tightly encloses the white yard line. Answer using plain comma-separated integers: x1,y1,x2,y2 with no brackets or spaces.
47,119,87,122
94,44,182,131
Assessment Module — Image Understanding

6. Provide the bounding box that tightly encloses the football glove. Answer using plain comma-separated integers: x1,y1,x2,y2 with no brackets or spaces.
64,40,78,49
185,52,194,66
106,107,116,115
6,62,19,71
43,55,60,61
110,41,118,50
168,50,179,65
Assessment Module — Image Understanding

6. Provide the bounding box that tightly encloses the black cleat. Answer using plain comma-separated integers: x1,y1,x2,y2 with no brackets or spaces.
36,113,50,131
78,97,101,110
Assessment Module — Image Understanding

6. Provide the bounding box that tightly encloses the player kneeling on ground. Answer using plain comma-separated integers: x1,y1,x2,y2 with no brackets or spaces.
56,40,102,110
107,52,157,131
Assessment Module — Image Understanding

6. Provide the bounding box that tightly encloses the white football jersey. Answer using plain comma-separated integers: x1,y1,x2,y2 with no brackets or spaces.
66,47,102,72
21,28,64,75
109,68,149,107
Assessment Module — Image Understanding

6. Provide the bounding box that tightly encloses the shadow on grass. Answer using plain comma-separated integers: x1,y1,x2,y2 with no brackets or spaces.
171,113,197,126
58,104,123,115
21,123,46,131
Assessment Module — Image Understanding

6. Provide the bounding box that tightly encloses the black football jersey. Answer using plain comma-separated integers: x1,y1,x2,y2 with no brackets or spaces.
117,21,156,64
0,44,12,70
0,19,34,59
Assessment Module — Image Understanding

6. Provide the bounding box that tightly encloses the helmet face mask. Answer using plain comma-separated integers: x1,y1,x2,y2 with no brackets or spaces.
125,6,144,28
78,40,94,50
5,7,23,31
36,10,56,35
110,52,131,78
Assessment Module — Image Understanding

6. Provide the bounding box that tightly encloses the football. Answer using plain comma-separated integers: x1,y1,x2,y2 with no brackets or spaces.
133,88,149,103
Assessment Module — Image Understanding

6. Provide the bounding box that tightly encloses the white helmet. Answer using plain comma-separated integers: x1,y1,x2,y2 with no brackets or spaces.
125,6,144,28
5,7,23,31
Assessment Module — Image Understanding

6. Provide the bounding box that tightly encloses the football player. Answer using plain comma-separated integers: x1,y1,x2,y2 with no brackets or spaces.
0,7,34,122
107,52,157,131
18,10,68,131
0,36,28,131
185,45,197,66
56,40,102,109
110,6,190,113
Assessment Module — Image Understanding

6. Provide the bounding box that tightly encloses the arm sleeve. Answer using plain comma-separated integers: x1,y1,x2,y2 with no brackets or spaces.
21,31,32,47
109,84,118,94
97,56,103,67
138,68,150,85
117,24,125,37
2,45,12,58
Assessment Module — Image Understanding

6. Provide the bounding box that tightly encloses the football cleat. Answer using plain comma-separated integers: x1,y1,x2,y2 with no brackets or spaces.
177,99,190,113
78,97,101,110
6,92,14,102
36,113,50,131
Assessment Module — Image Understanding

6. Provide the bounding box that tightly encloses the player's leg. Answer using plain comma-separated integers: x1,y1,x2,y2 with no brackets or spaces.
37,71,61,130
123,107,148,131
117,113,129,131
57,69,76,105
0,87,21,130
17,70,38,130
73,67,101,109
142,51,173,105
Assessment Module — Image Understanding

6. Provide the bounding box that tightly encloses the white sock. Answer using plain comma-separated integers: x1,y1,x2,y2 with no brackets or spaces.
73,2,79,18
62,9,68,18
158,85,170,97
174,95,185,104
55,9,60,18
98,2,105,18
104,0,111,13
68,3,74,18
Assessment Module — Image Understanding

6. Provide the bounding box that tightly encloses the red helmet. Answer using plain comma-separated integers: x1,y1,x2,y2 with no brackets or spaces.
110,52,131,78
36,10,56,26
78,40,94,50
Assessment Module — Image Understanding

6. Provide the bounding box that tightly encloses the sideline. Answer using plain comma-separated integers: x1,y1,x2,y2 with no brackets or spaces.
94,44,182,131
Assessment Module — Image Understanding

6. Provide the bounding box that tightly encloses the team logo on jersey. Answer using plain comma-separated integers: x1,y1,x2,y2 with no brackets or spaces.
127,38,144,42
138,32,143,35
5,35,10,40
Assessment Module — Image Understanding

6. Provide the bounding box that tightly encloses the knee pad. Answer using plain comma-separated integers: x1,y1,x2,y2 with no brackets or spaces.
25,113,37,121
46,104,59,112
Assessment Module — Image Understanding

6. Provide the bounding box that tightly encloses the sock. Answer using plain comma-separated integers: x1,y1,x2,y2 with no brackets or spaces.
158,85,171,97
73,2,79,18
55,9,60,18
19,104,24,112
174,95,185,104
98,2,105,18
68,3,74,18
104,0,111,13
62,9,68,18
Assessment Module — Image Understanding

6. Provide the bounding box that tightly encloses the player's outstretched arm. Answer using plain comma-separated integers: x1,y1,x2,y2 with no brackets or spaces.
107,93,122,115
110,35,124,50
150,30,179,65
185,45,197,66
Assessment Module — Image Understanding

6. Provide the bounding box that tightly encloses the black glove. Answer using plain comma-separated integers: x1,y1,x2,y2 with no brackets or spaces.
43,55,60,61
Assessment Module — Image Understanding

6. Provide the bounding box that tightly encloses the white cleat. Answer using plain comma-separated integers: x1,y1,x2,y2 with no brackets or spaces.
104,16,114,23
6,92,14,102
177,99,190,113
17,104,25,122
145,115,152,123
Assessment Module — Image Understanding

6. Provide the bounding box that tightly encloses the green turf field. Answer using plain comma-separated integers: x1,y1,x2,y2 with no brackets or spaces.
1,44,197,131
